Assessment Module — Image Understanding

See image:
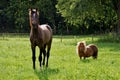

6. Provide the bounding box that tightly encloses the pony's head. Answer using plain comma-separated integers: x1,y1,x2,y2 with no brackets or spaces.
77,41,86,53
29,8,39,29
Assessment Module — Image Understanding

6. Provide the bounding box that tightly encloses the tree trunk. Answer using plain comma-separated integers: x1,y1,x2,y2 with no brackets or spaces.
66,25,69,34
53,22,56,34
112,0,120,37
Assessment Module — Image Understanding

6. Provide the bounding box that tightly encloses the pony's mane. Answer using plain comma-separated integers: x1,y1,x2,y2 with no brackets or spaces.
76,41,87,55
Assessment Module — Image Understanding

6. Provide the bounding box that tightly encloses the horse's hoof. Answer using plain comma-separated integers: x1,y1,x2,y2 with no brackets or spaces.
40,67,43,70
33,67,36,70
46,65,48,67
42,63,45,66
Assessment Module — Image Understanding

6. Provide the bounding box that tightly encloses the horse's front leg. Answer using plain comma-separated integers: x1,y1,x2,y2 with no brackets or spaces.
39,48,43,68
31,45,36,69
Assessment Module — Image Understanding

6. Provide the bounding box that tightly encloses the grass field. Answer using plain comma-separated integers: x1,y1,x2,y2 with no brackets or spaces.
0,35,120,80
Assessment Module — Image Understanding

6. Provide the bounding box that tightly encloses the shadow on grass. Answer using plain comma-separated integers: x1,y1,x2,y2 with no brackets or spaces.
79,58,99,64
81,59,91,63
34,68,59,80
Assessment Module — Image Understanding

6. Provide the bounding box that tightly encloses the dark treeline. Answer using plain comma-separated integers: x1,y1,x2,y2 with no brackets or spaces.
0,0,119,35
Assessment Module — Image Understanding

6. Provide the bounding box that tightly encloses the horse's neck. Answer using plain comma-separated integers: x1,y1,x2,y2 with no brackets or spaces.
31,25,39,36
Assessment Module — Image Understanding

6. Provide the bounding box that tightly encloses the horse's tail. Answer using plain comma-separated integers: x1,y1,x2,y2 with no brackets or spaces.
46,25,52,33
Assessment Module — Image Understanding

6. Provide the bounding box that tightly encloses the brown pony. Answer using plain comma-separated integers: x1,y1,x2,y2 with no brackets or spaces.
76,41,98,59
29,8,52,69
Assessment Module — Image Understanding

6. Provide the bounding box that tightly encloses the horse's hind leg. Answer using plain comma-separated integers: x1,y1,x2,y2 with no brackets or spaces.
43,45,46,66
46,41,52,67
31,45,36,69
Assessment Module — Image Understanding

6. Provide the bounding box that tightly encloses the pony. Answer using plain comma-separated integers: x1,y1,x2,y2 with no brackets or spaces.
29,8,52,69
76,41,98,59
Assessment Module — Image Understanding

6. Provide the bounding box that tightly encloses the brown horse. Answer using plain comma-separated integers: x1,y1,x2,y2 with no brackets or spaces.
29,8,52,69
76,41,98,59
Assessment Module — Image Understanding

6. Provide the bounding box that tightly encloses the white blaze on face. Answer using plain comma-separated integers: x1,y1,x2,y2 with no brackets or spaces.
32,9,37,19
33,13,36,19
32,9,36,12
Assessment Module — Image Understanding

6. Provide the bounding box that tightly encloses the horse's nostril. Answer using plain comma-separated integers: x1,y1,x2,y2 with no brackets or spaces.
32,24,36,26
32,24,37,29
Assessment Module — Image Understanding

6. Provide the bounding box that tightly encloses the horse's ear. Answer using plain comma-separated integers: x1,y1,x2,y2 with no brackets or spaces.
28,8,32,16
28,8,32,13
29,8,32,11
36,8,39,16
36,8,38,11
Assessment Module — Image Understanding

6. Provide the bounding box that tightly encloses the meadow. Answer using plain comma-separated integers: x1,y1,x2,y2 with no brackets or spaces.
0,34,120,80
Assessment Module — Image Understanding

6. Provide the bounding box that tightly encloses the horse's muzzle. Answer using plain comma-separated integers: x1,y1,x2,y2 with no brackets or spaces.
32,24,38,28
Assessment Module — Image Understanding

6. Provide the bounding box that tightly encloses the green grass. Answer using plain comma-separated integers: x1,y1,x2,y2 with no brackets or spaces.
0,35,120,80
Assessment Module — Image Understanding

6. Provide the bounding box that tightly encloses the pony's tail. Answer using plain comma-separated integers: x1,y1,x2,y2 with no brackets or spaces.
91,45,98,59
93,50,98,59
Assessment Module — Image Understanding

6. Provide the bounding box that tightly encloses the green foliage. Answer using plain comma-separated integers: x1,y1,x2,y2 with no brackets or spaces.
0,0,58,33
1,0,30,32
36,0,56,25
0,35,120,80
56,0,117,33
0,0,119,35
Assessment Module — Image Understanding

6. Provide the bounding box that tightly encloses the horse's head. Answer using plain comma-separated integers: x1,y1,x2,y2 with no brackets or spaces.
77,41,86,53
29,8,39,29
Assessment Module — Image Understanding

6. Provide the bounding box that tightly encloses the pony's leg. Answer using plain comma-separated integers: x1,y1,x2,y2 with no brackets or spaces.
43,45,46,66
80,56,82,59
31,45,36,69
84,57,86,59
93,53,98,59
39,48,43,68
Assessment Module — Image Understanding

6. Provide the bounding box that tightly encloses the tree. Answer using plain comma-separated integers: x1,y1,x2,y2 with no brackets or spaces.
0,0,59,33
0,0,10,32
56,0,119,35
112,0,120,36
1,0,30,32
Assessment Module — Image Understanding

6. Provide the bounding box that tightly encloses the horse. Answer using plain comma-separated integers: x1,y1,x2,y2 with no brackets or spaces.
76,41,98,59
29,8,52,69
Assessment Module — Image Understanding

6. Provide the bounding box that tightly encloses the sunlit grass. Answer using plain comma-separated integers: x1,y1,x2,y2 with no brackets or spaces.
0,35,120,80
